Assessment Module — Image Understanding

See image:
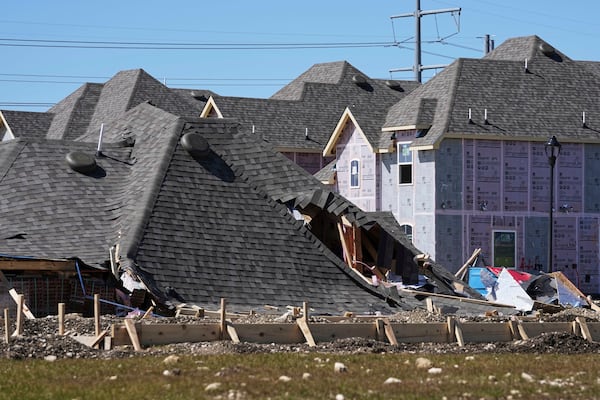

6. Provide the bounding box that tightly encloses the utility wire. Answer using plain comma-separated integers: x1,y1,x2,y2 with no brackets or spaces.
0,37,394,50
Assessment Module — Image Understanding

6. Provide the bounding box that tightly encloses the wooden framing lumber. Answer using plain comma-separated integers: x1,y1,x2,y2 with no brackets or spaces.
516,320,529,340
576,317,593,342
113,323,221,346
58,303,65,335
399,288,516,309
91,330,110,348
376,318,398,345
4,308,9,343
296,317,316,347
447,317,464,347
123,319,142,351
9,289,35,319
388,323,450,343
459,322,513,343
12,294,23,337
94,294,101,337
234,323,304,344
583,322,600,342
337,222,353,267
226,321,240,344
455,248,482,280
0,259,75,271
219,298,226,340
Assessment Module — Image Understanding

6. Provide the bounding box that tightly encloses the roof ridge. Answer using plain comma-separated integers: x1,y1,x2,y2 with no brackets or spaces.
120,109,186,262
443,59,464,135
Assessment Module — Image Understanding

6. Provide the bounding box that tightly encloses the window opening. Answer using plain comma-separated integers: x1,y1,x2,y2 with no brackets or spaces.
397,142,412,184
350,159,360,188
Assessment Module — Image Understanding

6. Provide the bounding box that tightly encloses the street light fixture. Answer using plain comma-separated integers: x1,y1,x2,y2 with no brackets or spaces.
544,136,561,273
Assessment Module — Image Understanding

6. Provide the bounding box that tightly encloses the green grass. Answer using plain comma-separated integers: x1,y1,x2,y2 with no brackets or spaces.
1,353,599,399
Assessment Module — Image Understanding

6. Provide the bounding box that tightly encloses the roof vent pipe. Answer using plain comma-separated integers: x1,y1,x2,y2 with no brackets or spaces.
305,128,309,140
582,112,587,128
524,58,528,73
96,123,104,157
484,109,489,125
468,108,473,124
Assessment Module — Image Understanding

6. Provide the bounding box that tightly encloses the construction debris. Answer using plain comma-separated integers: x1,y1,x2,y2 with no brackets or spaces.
467,267,593,312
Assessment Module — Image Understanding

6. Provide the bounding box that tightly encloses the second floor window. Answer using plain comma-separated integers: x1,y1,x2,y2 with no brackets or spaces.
350,159,360,188
398,142,413,184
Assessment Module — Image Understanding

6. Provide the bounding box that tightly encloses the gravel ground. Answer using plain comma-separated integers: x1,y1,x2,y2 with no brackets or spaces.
2,307,600,360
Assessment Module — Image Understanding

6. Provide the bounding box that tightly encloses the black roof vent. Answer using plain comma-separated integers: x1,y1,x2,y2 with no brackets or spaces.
385,80,404,91
181,132,210,158
65,151,97,174
539,42,555,57
352,74,367,84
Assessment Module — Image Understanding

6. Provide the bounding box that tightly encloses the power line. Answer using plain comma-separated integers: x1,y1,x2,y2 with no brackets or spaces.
0,37,394,50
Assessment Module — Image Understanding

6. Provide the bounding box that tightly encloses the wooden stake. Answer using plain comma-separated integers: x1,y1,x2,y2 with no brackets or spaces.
4,308,9,343
376,318,398,346
220,298,226,340
94,294,101,337
58,303,65,335
447,317,464,346
13,294,24,337
303,301,309,321
516,319,529,340
576,317,593,342
123,319,142,351
91,329,109,348
9,289,35,319
226,321,240,344
296,316,316,347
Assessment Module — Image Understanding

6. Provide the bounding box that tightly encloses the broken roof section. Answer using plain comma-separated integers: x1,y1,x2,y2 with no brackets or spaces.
0,102,417,314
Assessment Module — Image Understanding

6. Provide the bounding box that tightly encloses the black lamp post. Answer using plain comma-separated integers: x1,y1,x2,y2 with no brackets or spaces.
544,136,561,273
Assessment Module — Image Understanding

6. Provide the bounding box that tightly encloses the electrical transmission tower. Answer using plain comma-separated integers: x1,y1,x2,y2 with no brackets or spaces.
390,0,461,83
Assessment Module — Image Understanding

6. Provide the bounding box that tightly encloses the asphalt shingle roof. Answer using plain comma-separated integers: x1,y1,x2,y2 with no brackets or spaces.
383,35,600,148
0,102,417,314
1,110,54,140
210,61,419,151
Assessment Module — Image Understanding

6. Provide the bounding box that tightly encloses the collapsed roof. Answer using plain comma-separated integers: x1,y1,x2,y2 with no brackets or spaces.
1,101,474,314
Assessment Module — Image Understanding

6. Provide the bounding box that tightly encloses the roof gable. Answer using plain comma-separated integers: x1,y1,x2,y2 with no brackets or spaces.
0,110,54,141
323,108,374,156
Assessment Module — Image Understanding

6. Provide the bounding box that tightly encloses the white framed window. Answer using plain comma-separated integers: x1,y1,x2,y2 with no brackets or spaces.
350,159,360,188
493,230,516,268
397,142,412,184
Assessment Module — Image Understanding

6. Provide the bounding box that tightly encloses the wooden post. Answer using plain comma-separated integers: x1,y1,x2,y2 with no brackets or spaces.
447,316,464,347
4,308,9,343
14,294,24,336
576,317,593,342
123,319,142,351
94,294,101,337
220,298,226,340
58,303,65,335
303,301,309,321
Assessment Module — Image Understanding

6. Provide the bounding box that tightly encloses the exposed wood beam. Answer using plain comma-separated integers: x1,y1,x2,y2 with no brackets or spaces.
0,259,76,271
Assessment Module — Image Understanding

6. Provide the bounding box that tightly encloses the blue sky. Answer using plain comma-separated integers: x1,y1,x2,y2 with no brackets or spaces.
2,0,600,111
